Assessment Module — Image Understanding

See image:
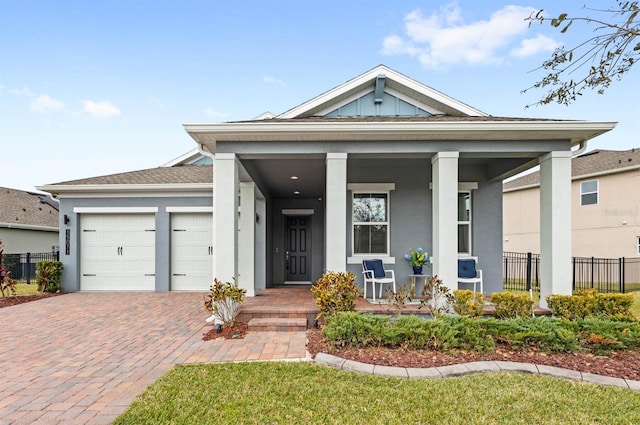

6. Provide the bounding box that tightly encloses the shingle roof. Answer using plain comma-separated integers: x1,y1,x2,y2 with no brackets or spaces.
49,165,213,186
232,115,575,124
503,148,640,190
0,187,59,228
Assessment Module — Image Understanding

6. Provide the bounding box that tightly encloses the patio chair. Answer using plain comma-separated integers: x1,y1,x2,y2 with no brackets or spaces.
458,256,483,295
362,259,396,300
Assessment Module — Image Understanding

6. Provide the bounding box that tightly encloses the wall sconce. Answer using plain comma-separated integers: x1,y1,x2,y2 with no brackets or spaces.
64,214,70,225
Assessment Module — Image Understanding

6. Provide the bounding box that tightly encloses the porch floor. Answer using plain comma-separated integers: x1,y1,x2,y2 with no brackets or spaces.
238,286,549,325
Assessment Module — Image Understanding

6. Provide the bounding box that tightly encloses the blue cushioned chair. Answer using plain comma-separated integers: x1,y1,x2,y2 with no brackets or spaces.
458,257,483,295
362,259,396,300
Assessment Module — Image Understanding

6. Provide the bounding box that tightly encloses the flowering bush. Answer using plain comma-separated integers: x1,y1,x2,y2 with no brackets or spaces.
404,247,428,267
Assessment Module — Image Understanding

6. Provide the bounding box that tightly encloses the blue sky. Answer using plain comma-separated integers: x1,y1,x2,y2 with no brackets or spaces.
1,0,638,192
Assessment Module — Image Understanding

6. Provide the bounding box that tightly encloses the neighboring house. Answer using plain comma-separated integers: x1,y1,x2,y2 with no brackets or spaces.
503,148,640,258
40,65,616,308
0,187,59,254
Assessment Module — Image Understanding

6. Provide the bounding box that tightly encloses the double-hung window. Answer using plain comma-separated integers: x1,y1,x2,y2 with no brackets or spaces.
352,192,389,255
458,191,471,255
581,180,598,206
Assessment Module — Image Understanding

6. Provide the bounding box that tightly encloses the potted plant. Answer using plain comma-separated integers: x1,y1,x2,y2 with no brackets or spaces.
405,247,428,274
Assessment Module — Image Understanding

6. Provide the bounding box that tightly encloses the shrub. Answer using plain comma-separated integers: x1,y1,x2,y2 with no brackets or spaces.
420,275,454,316
452,289,484,317
546,290,635,320
203,278,246,325
36,261,63,293
491,292,534,319
483,317,580,352
578,317,640,354
0,241,16,297
311,271,359,319
322,312,494,352
322,311,389,347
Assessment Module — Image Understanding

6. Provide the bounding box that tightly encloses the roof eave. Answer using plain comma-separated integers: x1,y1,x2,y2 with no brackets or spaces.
184,120,618,152
0,222,59,231
37,183,213,197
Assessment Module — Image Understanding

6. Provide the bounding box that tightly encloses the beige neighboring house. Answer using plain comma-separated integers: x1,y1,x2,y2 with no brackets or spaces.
0,187,59,254
503,148,640,258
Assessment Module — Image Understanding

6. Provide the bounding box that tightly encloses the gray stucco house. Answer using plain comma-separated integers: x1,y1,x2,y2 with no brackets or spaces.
40,65,615,307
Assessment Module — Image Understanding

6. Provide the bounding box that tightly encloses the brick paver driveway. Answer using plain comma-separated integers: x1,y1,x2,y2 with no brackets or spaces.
0,293,306,424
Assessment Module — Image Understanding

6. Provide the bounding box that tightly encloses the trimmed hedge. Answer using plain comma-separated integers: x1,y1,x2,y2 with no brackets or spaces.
546,289,634,320
322,312,640,354
490,292,534,318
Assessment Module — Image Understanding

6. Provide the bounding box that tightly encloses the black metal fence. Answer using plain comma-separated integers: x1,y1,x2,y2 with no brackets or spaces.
503,252,640,293
1,251,60,284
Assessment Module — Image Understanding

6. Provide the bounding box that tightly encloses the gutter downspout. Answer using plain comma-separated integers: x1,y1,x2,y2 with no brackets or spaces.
571,141,588,157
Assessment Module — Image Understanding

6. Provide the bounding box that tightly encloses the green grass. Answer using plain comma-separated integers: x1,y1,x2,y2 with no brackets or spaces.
0,283,38,296
114,362,640,425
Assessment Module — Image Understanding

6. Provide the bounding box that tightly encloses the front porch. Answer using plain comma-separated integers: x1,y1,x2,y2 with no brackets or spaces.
237,286,549,331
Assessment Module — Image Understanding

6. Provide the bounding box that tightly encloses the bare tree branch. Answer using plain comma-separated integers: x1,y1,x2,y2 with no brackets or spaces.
523,1,639,107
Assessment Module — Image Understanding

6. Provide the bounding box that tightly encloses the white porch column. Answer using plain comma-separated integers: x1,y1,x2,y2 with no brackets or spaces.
238,182,256,297
326,153,348,272
539,151,572,308
213,153,239,284
432,152,459,290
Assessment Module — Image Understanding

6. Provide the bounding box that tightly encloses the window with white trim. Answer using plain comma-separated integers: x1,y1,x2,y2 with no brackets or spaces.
581,180,598,206
352,192,389,255
458,191,471,255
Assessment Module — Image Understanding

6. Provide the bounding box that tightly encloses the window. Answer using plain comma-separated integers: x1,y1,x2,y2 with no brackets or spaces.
352,193,389,255
458,191,471,255
581,180,598,206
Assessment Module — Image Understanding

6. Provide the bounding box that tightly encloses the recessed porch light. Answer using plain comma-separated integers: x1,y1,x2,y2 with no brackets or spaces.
294,191,300,195
290,176,299,180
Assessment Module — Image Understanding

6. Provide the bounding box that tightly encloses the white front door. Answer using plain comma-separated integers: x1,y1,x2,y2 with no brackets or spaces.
170,213,213,291
80,214,155,291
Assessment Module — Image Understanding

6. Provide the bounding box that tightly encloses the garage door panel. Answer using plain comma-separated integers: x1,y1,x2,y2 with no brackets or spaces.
170,213,213,291
80,214,155,291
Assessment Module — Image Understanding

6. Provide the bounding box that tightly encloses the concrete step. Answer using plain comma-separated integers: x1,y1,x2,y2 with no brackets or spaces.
248,317,307,332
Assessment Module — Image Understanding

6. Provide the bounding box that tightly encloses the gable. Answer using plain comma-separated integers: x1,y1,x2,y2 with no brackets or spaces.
278,64,487,119
324,91,431,118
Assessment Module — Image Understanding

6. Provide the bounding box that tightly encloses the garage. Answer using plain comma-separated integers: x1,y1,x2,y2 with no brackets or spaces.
170,213,213,291
80,214,156,291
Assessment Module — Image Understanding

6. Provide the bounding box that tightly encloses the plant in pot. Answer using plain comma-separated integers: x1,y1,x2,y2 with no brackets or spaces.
405,247,428,274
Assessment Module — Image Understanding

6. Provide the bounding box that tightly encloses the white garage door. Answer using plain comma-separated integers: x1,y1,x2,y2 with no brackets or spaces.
81,214,155,291
170,213,213,291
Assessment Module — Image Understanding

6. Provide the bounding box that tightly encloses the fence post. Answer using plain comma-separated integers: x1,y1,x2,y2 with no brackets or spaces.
590,257,595,289
26,252,31,284
526,252,532,291
620,257,625,294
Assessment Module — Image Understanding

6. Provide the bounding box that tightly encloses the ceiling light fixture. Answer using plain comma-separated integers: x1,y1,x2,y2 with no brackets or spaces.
294,191,300,195
290,176,299,180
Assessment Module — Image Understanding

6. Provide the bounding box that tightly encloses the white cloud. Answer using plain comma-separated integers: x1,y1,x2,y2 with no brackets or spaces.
10,87,34,97
83,100,121,118
204,108,230,118
382,2,546,69
511,34,560,58
263,76,285,86
30,94,65,112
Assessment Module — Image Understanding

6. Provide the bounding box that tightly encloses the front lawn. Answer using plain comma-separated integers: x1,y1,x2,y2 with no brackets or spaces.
114,362,640,425
0,282,38,296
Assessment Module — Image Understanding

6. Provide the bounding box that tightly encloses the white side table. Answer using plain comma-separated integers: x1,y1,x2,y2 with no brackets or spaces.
408,274,431,297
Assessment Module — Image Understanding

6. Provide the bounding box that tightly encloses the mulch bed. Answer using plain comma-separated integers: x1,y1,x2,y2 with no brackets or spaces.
306,327,640,381
0,292,64,308
202,322,249,341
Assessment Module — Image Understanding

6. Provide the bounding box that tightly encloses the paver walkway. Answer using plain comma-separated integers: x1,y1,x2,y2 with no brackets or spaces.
0,293,307,424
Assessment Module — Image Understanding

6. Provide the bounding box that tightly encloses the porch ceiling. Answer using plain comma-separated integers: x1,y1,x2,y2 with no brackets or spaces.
241,157,326,199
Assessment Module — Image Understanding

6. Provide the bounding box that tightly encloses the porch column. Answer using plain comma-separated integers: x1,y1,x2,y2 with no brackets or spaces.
432,152,459,290
326,153,348,272
238,182,256,297
539,151,572,308
213,153,239,284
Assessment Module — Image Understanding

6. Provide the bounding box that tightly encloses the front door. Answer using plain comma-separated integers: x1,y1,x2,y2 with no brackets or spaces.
285,216,311,282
